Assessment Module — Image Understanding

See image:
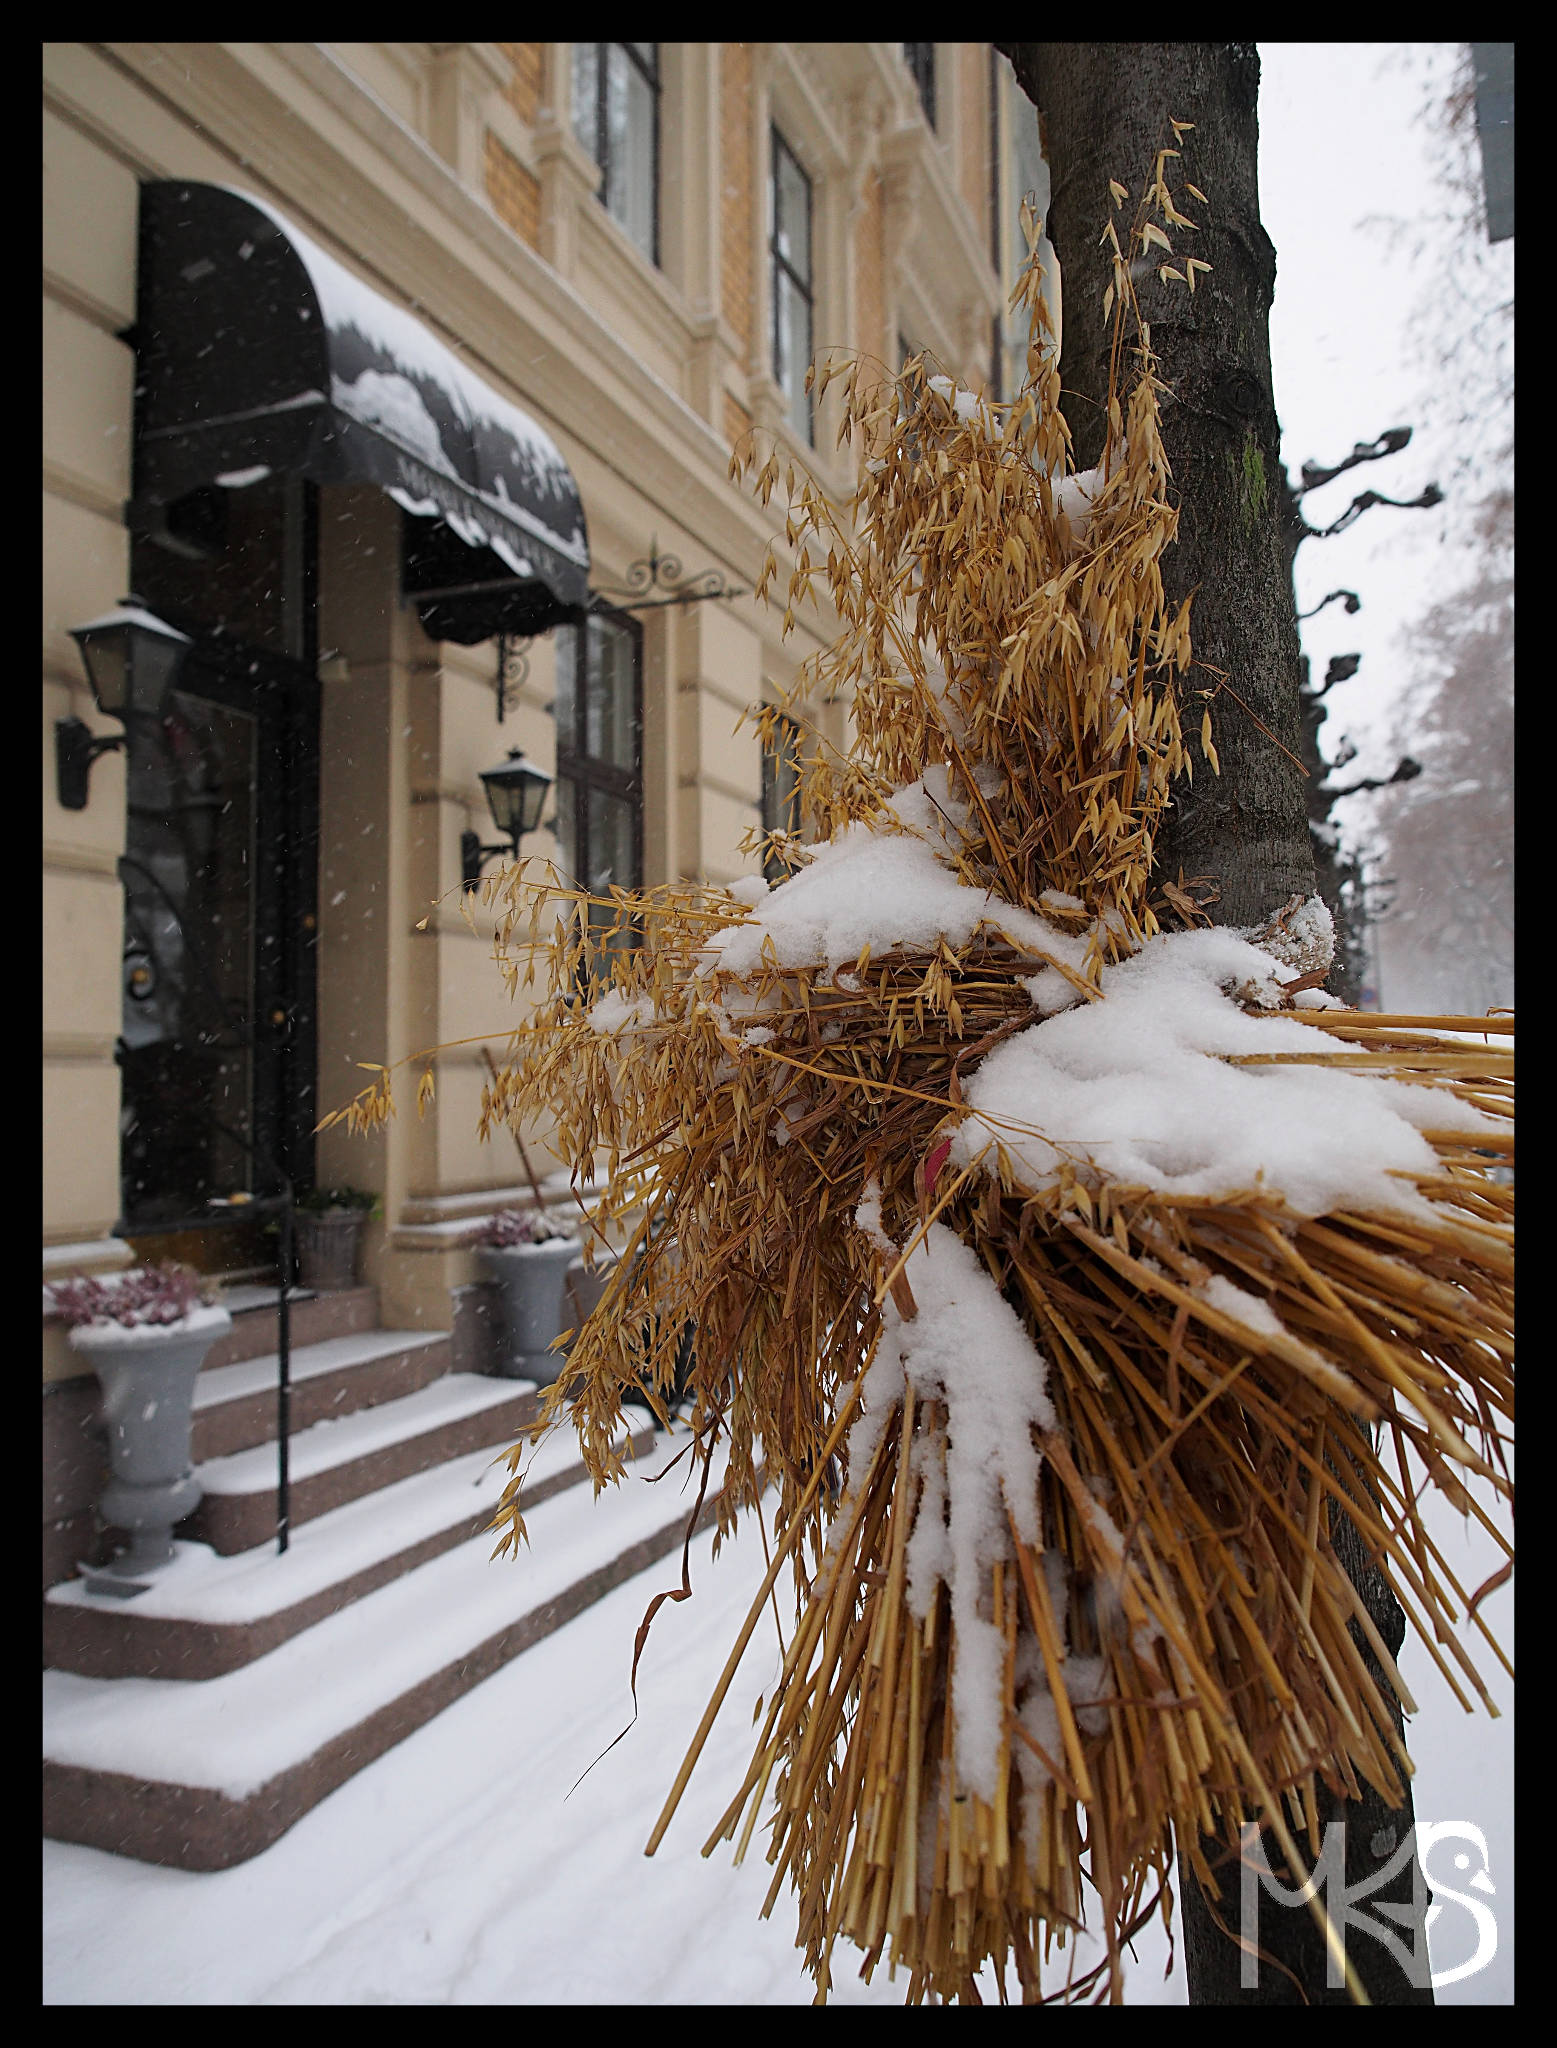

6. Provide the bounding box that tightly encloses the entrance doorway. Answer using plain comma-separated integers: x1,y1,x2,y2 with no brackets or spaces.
121,478,319,1261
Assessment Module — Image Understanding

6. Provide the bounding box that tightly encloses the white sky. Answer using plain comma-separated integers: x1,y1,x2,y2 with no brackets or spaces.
1260,43,1511,774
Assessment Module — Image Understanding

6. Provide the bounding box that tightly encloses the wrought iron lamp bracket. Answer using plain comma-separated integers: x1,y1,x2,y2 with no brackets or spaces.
590,535,745,614
495,633,533,724
461,830,518,894
55,717,127,811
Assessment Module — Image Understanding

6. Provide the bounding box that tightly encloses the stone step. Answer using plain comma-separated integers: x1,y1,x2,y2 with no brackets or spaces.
44,1411,659,1681
201,1286,380,1369
190,1328,454,1462
43,1424,728,1870
186,1373,542,1556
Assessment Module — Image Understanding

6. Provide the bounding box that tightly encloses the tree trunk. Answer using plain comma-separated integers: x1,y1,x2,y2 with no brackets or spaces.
996,42,1432,2004
1000,41,1310,927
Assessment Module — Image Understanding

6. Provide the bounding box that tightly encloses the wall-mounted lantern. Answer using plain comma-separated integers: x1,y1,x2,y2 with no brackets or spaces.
58,598,191,810
461,748,553,892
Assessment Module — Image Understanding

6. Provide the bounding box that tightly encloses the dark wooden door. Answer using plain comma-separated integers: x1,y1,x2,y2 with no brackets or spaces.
117,634,319,1238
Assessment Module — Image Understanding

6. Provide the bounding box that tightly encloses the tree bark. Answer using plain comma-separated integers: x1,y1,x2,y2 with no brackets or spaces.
996,42,1432,2004
999,41,1311,927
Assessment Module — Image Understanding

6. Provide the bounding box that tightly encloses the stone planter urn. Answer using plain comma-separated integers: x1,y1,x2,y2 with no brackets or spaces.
69,1304,232,1594
295,1208,367,1292
477,1237,584,1385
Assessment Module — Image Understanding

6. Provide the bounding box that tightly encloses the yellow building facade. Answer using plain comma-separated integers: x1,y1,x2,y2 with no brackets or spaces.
42,42,1038,1585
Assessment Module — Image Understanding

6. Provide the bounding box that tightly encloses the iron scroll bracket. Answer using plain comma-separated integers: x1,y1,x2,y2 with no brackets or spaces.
590,536,745,614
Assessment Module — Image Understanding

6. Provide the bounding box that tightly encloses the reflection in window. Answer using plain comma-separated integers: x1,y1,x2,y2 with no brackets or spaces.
761,712,803,884
572,43,660,265
120,691,258,1220
992,54,1051,404
554,609,644,980
771,128,814,446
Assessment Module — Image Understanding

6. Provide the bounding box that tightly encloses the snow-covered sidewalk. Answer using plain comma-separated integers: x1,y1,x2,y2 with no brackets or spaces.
43,1482,1508,2004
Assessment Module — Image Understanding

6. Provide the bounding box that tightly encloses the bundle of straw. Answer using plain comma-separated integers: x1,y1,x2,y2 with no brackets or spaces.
330,155,1512,2004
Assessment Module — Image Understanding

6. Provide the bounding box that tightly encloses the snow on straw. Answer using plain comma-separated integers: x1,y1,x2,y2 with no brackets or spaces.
850,1190,1056,1804
587,988,657,1037
697,780,1090,984
947,924,1501,1222
1196,1272,1290,1340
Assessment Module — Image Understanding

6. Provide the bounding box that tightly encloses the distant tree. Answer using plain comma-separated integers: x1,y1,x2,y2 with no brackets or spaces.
1365,46,1513,1016
1282,429,1439,1008
1373,496,1513,1014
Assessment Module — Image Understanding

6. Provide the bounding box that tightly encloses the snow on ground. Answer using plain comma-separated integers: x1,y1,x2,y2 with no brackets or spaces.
41,1488,1166,2006
43,1455,1508,2004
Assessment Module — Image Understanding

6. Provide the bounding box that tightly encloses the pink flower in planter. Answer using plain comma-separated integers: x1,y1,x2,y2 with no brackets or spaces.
47,1262,210,1330
478,1207,578,1247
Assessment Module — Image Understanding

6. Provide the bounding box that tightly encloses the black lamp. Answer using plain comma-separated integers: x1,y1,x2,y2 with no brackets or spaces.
58,597,191,810
462,748,553,891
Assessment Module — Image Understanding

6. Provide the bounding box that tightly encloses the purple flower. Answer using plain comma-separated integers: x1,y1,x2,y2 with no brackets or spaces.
48,1262,206,1330
478,1207,576,1248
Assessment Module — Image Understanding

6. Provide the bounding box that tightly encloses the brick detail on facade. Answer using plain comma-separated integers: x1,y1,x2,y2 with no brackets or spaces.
495,42,544,126
485,130,541,248
720,43,754,361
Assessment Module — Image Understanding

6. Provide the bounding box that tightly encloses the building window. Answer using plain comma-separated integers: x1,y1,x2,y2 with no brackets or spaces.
771,128,814,446
903,44,937,129
992,53,1050,404
554,608,644,973
761,712,803,883
572,43,660,266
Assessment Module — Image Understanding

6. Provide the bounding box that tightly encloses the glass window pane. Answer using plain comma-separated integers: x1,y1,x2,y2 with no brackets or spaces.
121,689,257,1219
627,42,657,79
604,44,656,262
775,271,813,443
763,719,802,838
604,44,630,202
572,43,600,161
621,61,656,260
554,771,578,887
554,623,578,754
584,618,638,770
587,787,637,897
773,139,811,283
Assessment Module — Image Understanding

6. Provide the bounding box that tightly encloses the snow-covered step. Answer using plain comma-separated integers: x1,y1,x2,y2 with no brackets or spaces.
190,1327,453,1462
44,1411,658,1681
199,1285,377,1368
43,1428,732,1871
187,1372,541,1556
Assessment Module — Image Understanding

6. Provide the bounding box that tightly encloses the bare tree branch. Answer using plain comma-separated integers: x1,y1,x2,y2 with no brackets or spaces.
1309,482,1444,540
1297,425,1413,493
1296,587,1361,621
1320,755,1422,799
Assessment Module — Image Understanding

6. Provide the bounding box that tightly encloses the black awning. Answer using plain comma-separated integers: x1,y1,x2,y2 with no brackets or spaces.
131,182,590,643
